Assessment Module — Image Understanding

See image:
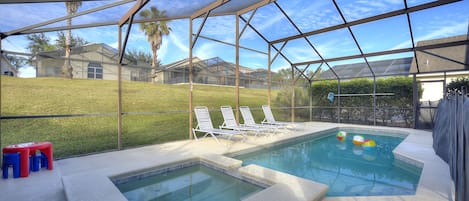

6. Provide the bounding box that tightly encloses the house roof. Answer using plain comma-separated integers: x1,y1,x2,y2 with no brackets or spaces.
161,57,253,72
161,57,204,70
320,57,413,80
37,43,118,59
410,35,469,73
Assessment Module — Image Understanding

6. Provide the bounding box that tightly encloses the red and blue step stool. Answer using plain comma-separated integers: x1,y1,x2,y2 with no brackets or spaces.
2,153,20,179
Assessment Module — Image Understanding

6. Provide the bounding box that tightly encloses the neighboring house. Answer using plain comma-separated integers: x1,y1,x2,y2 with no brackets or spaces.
319,57,413,79
410,35,469,101
156,57,275,89
1,53,18,77
35,43,151,82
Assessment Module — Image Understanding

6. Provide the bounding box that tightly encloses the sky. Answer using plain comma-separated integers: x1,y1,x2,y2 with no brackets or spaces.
0,0,468,78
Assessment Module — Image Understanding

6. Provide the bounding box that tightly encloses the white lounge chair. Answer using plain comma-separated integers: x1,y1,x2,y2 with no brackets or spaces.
193,106,246,143
220,106,271,137
261,105,300,129
239,106,285,131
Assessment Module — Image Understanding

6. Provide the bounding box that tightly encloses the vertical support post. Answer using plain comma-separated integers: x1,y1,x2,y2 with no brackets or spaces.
413,74,418,129
0,37,2,158
268,44,272,106
291,66,295,122
443,72,447,95
309,80,313,121
117,26,123,150
235,15,240,123
373,77,377,126
337,79,341,124
404,0,421,74
35,53,39,77
189,19,194,139
466,23,469,68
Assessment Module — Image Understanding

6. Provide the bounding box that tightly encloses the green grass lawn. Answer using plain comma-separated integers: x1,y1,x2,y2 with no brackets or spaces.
1,76,278,158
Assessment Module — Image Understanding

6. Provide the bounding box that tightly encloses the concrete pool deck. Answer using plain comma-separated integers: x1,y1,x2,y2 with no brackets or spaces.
0,122,454,201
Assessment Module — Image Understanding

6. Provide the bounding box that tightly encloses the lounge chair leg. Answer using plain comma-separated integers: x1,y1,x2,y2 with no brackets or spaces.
210,133,220,144
192,129,199,141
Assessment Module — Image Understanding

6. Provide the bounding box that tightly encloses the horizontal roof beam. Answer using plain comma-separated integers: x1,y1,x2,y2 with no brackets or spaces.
0,0,86,3
292,39,469,66
5,0,135,36
270,0,461,44
312,71,413,81
119,0,149,26
194,34,267,55
236,0,275,15
191,0,230,19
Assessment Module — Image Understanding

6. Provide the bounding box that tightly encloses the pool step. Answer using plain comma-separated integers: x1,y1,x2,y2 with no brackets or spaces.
239,164,328,201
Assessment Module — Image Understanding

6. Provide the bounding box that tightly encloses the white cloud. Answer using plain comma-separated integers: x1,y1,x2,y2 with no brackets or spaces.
241,6,285,40
195,43,224,60
414,22,467,42
313,37,360,59
157,36,169,61
279,0,342,31
0,3,64,32
239,50,268,68
197,15,235,42
340,0,403,21
392,22,467,49
109,41,119,49
281,46,316,63
169,32,189,53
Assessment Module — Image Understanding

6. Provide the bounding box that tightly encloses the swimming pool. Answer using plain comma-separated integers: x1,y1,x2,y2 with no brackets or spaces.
232,129,422,196
114,163,264,201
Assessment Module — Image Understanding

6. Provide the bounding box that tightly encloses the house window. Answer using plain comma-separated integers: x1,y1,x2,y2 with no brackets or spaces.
130,70,150,82
87,63,103,79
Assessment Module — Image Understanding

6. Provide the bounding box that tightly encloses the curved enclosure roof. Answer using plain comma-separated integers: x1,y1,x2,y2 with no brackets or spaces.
1,0,468,80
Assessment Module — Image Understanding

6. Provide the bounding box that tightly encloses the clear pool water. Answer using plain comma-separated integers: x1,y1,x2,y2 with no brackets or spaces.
233,130,422,196
115,164,263,201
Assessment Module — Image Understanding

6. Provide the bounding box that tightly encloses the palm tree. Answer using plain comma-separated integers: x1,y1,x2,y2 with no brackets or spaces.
63,1,82,79
139,6,171,82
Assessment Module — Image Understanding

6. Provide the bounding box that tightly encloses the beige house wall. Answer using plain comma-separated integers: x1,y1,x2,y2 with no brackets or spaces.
37,50,151,81
411,35,468,73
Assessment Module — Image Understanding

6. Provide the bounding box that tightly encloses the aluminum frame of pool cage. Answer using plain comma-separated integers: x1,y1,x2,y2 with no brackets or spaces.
0,0,468,167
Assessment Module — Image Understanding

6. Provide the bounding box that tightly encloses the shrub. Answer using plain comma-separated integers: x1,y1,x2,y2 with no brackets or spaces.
274,76,421,127
446,77,469,94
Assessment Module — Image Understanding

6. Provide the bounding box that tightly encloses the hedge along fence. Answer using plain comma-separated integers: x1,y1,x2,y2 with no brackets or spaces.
446,76,469,94
274,77,422,127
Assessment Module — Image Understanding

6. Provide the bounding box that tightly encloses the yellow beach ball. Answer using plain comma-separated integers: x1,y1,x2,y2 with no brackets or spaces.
362,139,376,150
